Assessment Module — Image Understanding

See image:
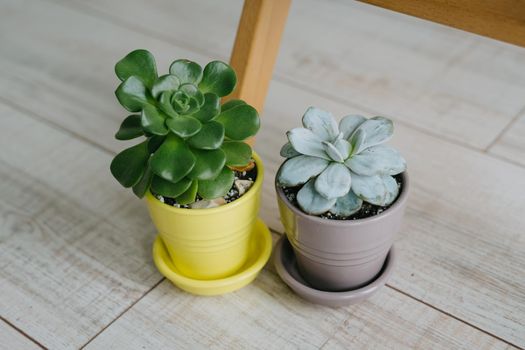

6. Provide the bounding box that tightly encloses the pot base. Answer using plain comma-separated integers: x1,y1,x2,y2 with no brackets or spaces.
153,219,272,296
274,235,396,307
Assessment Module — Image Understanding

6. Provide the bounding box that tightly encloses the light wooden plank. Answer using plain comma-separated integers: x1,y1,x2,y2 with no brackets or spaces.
0,320,41,350
0,0,212,154
0,102,162,349
489,111,525,167
255,81,525,347
227,0,291,114
1,0,524,346
357,0,525,47
85,271,509,350
57,0,525,150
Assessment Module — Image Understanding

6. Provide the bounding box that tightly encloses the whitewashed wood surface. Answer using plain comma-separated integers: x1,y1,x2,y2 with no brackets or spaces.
0,0,524,349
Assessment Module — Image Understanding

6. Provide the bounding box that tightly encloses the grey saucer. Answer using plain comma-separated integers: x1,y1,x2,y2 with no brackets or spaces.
273,235,397,307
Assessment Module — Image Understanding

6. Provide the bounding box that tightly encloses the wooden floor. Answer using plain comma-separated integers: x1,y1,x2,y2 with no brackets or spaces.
0,0,524,349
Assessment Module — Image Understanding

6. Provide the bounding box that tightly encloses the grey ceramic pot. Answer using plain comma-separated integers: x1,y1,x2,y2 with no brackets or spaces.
275,172,409,292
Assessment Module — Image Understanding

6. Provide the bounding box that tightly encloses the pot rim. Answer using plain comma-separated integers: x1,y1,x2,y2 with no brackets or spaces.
146,152,264,215
275,168,409,226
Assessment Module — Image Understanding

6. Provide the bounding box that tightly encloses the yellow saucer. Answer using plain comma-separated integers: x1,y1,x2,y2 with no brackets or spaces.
153,219,272,296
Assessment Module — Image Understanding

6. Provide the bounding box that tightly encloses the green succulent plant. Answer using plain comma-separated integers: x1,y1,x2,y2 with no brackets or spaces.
278,107,406,216
110,49,260,204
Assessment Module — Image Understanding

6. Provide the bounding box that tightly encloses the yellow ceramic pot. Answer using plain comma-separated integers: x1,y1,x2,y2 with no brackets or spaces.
145,153,263,280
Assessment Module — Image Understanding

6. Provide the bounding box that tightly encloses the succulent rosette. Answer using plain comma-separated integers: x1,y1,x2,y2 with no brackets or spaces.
110,49,260,204
278,107,406,215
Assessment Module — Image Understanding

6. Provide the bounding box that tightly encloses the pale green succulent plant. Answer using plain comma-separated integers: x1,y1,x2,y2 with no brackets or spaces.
277,107,406,216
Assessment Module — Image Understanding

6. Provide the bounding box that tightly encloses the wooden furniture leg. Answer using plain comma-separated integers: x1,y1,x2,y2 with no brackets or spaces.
227,0,292,115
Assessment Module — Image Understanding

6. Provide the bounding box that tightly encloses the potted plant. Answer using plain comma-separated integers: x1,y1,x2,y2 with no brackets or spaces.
275,107,408,293
110,49,271,291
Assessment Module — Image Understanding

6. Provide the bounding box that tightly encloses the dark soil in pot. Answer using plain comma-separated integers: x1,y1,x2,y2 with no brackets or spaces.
280,173,403,220
153,163,258,208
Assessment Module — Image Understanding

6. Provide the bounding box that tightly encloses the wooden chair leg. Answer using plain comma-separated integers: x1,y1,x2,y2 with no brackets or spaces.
227,0,292,116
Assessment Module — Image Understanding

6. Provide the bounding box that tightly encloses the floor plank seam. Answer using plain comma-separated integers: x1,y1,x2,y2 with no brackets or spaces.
0,315,48,350
37,0,525,172
79,277,166,349
386,285,524,350
484,104,525,152
45,0,225,62
0,96,116,156
271,227,523,349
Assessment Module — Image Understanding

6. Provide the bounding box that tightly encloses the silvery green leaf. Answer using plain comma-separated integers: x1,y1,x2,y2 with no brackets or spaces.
287,128,329,159
349,128,366,155
345,145,406,176
278,155,329,187
353,116,393,150
314,163,352,199
297,179,337,215
333,139,351,160
302,106,339,141
280,142,301,158
322,141,344,162
351,172,399,206
339,114,366,139
330,191,363,216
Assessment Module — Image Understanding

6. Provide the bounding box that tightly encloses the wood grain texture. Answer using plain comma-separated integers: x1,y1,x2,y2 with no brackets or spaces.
0,103,162,349
0,0,211,153
489,110,525,167
255,81,525,347
0,0,524,348
357,0,525,47
59,0,525,150
0,320,41,350
85,272,510,350
227,0,291,114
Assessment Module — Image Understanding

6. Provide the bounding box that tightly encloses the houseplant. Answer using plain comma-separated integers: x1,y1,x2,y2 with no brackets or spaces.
110,49,270,289
275,107,408,293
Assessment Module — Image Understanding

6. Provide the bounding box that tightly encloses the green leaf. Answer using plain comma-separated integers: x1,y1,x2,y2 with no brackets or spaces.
132,161,153,198
159,91,178,118
199,61,237,97
187,149,226,180
180,84,204,106
345,145,406,176
166,116,202,138
187,121,224,150
176,180,198,205
141,105,168,136
330,191,363,216
115,114,143,140
169,59,203,84
191,93,220,122
279,142,301,158
322,141,344,162
147,135,166,153
151,176,192,198
115,49,157,88
339,114,366,140
198,167,234,199
215,105,260,141
150,134,195,183
115,76,151,112
351,172,399,206
220,99,246,112
277,155,329,187
297,179,336,215
314,163,352,199
151,74,180,99
221,141,252,167
110,141,150,188
302,106,339,141
353,117,393,151
287,127,329,159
